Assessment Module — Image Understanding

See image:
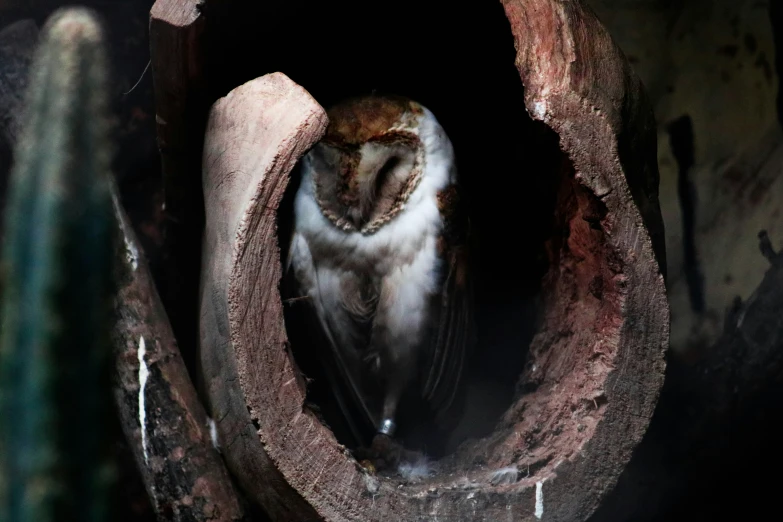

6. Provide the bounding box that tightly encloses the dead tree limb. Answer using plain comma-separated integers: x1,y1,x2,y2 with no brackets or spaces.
110,183,249,522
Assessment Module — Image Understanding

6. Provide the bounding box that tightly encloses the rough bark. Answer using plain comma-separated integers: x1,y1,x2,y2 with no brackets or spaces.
197,1,668,519
111,183,249,522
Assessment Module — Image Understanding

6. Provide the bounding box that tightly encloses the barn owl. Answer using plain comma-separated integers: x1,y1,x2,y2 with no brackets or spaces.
286,94,474,452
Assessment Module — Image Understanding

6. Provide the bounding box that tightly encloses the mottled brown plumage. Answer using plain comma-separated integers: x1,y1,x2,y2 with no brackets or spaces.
323,95,423,146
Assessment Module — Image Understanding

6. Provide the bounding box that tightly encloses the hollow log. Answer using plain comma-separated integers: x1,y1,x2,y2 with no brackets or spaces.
197,1,668,520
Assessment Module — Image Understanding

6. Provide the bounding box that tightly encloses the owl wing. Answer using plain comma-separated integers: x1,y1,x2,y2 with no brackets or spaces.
285,232,380,446
421,185,475,428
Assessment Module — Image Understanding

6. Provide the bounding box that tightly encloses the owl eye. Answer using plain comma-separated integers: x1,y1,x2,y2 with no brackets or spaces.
374,156,399,193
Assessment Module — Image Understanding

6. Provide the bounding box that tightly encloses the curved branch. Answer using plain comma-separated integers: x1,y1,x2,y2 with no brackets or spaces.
111,184,249,522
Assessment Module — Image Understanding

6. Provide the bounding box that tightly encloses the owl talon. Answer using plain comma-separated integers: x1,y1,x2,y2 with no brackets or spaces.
363,433,423,471
358,459,377,474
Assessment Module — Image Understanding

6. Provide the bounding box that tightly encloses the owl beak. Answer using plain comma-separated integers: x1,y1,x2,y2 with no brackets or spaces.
347,208,363,229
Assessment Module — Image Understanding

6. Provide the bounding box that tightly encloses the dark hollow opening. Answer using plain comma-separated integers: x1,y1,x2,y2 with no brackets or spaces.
205,0,564,470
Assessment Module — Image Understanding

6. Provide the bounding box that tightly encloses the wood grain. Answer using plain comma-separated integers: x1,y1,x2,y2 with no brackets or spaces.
199,72,327,522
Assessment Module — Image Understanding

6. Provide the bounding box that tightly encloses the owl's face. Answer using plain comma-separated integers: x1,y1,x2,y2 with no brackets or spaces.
305,95,428,234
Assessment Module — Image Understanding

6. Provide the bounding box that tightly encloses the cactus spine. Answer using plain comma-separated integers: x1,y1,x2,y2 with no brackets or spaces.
0,8,116,522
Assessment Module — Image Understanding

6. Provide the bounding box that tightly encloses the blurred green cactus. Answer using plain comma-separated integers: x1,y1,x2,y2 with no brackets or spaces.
0,7,116,522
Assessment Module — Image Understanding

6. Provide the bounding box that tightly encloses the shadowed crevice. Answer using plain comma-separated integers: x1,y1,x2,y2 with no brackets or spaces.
770,1,783,127
667,114,704,313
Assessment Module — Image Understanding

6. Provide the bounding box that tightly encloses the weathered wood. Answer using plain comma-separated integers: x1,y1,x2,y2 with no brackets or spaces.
198,0,668,518
149,0,208,379
199,72,326,522
110,182,248,522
